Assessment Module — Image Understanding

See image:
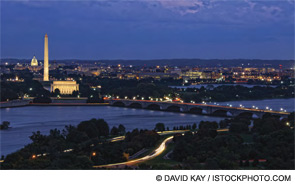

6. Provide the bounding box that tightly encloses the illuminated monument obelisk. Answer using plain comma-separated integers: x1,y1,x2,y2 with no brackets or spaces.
43,34,49,81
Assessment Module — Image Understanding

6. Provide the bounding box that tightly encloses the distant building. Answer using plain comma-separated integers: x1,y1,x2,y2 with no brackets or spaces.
31,55,38,66
51,81,79,94
137,72,179,80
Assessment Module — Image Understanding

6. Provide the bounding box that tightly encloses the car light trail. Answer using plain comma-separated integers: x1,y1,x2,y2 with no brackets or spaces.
93,136,173,168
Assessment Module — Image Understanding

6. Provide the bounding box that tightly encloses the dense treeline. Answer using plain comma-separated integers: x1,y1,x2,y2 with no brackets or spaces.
1,119,161,169
1,80,50,101
170,113,294,169
179,85,294,103
75,76,176,99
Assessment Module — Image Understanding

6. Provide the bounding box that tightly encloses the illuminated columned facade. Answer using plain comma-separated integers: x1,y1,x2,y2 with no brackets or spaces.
51,81,79,94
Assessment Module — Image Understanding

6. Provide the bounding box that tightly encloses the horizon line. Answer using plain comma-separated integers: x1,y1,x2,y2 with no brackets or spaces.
1,58,294,61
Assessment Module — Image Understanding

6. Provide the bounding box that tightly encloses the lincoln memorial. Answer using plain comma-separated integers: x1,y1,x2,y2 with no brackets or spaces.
51,81,79,94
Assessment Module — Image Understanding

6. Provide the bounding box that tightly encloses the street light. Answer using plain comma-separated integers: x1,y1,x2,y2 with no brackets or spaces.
32,154,36,159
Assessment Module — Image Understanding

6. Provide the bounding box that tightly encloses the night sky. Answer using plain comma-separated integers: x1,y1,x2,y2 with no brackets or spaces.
1,0,294,60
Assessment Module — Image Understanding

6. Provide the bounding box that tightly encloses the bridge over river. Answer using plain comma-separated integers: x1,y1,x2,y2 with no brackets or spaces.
109,99,290,119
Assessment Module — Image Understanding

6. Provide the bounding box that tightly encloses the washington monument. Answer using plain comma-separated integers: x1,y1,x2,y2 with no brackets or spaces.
43,34,49,81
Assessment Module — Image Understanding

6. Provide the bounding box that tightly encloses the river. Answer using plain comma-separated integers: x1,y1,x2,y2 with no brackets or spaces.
0,98,294,156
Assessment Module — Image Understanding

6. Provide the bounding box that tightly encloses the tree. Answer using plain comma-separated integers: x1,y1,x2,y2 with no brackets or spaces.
154,123,165,132
0,121,10,130
72,90,79,97
33,96,52,103
199,121,218,130
219,120,229,129
55,88,60,95
252,158,259,167
192,123,197,130
77,119,109,138
118,124,126,135
110,126,119,136
229,122,249,133
204,158,219,169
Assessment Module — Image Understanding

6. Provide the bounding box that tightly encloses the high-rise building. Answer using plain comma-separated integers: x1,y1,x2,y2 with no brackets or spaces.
43,34,49,81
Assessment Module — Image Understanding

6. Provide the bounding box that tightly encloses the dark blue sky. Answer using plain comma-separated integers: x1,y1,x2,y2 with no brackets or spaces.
1,0,294,60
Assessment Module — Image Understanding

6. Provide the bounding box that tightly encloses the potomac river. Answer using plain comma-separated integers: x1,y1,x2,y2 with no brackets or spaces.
0,98,294,156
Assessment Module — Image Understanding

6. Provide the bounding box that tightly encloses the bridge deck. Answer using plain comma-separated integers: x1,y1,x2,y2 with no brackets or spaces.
110,99,290,116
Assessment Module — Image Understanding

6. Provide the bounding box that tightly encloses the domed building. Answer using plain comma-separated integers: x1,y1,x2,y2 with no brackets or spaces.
31,55,38,66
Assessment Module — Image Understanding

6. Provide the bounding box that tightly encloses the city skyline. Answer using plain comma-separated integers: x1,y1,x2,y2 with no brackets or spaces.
1,0,294,60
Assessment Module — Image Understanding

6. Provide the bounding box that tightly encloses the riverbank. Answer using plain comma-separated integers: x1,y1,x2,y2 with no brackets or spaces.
0,100,31,108
30,103,109,106
0,99,109,108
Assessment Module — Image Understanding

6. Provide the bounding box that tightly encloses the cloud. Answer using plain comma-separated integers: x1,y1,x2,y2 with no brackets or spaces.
155,0,206,15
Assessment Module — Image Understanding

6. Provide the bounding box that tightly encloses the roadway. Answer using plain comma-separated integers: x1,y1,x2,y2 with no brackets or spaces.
93,136,174,168
112,99,290,115
108,130,189,143
93,129,229,168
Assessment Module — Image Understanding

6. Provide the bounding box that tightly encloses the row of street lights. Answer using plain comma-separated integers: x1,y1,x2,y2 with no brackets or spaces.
113,96,289,113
